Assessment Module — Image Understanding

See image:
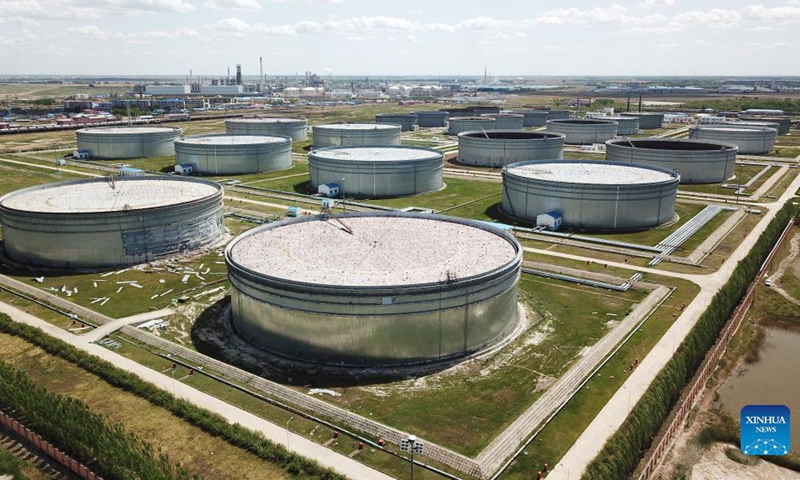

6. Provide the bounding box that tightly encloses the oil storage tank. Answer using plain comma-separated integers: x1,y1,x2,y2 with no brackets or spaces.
546,118,618,145
480,113,525,130
448,116,496,135
458,130,565,167
506,111,549,127
0,177,224,269
414,111,450,128
76,126,181,159
225,118,308,141
688,125,777,155
312,123,401,148
501,160,679,231
375,113,418,131
739,116,791,135
546,110,571,121
606,138,738,184
174,134,292,175
225,212,522,366
721,120,782,134
621,112,664,130
309,146,443,198
607,116,640,135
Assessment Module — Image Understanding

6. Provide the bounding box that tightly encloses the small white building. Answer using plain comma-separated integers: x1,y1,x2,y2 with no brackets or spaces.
72,149,91,159
536,212,562,231
145,84,191,95
175,163,194,176
119,167,145,177
318,183,340,197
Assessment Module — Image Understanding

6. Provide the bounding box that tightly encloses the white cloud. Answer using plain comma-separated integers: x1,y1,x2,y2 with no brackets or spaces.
406,34,421,42
658,40,723,49
67,24,198,41
746,41,790,49
204,0,261,11
639,0,674,8
491,31,527,40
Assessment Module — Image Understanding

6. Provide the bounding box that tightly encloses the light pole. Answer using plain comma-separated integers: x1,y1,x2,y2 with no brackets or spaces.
340,177,346,212
401,434,423,480
286,416,294,449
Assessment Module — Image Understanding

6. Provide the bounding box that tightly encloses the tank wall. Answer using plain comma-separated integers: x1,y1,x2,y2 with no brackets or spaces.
448,118,496,135
609,117,640,135
414,112,450,127
621,113,664,129
688,128,776,155
502,173,678,231
545,121,618,145
1,190,225,268
375,115,418,131
312,128,401,148
491,116,524,130
228,260,520,365
225,121,308,141
309,156,443,197
507,111,549,127
546,111,570,121
458,135,565,167
606,143,736,184
77,130,180,159
175,141,292,175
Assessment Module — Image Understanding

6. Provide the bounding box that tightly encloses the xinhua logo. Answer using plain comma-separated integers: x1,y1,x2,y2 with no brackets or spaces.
740,405,791,456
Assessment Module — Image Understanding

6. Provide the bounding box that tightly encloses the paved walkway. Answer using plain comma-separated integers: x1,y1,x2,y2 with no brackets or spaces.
0,302,393,480
81,308,174,342
0,156,101,178
547,169,800,480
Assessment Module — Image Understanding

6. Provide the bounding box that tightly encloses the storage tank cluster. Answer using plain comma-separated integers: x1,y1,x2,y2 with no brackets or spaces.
309,146,443,198
375,113,418,131
606,138,738,184
174,134,292,175
480,113,525,130
225,212,522,366
621,112,664,130
448,116,496,135
457,131,565,167
688,125,777,155
0,177,225,269
501,160,679,231
76,126,182,159
225,118,308,141
414,111,450,127
312,123,401,148
546,118,618,144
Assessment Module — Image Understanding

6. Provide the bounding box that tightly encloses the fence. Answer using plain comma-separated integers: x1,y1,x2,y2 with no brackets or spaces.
0,409,103,480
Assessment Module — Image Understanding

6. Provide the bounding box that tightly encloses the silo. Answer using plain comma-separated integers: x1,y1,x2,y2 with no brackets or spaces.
413,111,450,127
480,113,525,130
620,112,664,130
457,130,565,167
448,116,496,135
174,134,292,175
688,125,777,155
375,113,418,131
739,116,791,135
76,126,181,159
501,160,679,231
506,110,550,127
225,118,308,141
308,146,443,198
606,138,738,184
0,177,224,269
546,118,618,144
312,123,401,148
606,116,640,135
226,212,522,366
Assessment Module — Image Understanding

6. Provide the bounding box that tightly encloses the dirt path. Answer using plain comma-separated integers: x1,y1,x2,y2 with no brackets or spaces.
771,234,800,306
692,444,800,480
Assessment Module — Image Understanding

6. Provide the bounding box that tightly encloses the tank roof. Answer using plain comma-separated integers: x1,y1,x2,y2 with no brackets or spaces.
78,126,180,134
178,135,288,145
1,178,220,214
228,215,517,287
506,161,675,185
315,123,399,130
310,146,442,162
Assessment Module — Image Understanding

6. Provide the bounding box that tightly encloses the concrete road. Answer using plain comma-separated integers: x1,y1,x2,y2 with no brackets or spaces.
547,170,800,480
0,302,393,480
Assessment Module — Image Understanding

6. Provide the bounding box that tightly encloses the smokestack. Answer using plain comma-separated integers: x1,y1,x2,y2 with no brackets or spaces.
227,67,230,83
638,94,643,113
259,56,263,92
236,64,242,86
484,66,487,83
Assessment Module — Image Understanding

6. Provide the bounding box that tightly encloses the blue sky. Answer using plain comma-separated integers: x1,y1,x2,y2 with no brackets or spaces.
1,0,799,76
